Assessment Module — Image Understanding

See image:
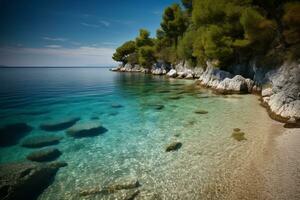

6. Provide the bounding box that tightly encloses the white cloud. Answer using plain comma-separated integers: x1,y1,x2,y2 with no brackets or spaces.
45,45,62,48
0,46,116,67
81,22,100,28
99,20,110,27
43,37,67,42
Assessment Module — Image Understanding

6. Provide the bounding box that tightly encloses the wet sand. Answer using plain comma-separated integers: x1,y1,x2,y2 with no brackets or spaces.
225,123,300,200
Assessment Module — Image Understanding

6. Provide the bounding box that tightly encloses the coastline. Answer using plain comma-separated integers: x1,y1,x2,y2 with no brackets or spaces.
110,65,300,199
110,61,300,126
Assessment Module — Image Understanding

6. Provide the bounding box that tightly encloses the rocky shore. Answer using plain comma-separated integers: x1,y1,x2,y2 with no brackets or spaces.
111,61,300,125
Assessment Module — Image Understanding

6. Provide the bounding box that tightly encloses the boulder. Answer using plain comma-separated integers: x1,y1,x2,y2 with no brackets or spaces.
110,67,120,72
0,123,33,147
151,68,166,75
26,148,62,162
177,72,187,79
252,85,262,94
198,61,233,87
66,121,108,138
167,69,177,78
40,117,80,132
216,75,249,93
165,142,182,152
262,87,273,97
262,62,300,121
0,161,65,200
245,78,254,93
185,73,194,79
21,136,62,148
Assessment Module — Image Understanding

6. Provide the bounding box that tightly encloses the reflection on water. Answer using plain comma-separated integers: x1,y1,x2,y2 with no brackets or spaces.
0,68,280,199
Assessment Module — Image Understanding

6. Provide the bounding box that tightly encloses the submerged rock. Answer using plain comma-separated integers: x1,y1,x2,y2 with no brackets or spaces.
90,116,100,120
157,89,170,93
79,187,101,196
109,112,119,116
21,136,62,148
111,103,123,108
26,148,62,162
66,121,108,138
105,176,140,193
233,128,241,132
110,189,140,200
194,110,208,114
0,161,65,200
0,123,33,147
168,95,182,100
231,130,247,141
144,104,165,110
40,117,80,132
48,161,68,168
166,142,182,152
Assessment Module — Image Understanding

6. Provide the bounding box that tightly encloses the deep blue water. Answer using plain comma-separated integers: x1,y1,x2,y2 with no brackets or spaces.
0,67,276,199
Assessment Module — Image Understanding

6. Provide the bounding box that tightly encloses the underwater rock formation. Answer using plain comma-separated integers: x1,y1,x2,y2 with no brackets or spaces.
0,123,33,147
26,148,62,162
21,136,62,148
40,117,80,132
0,161,66,200
166,142,182,152
66,121,108,138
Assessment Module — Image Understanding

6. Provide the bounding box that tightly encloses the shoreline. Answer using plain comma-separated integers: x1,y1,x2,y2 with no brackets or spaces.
110,67,300,199
110,64,300,126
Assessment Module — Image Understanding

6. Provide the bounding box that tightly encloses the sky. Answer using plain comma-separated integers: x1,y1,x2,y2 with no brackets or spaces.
0,0,178,66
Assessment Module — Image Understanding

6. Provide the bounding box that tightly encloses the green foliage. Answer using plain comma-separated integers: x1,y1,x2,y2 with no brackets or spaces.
192,0,224,25
112,40,136,65
177,30,197,66
240,8,277,47
193,26,234,67
161,4,188,46
282,2,300,45
282,2,300,59
136,29,154,47
138,46,156,68
113,0,300,69
181,0,193,13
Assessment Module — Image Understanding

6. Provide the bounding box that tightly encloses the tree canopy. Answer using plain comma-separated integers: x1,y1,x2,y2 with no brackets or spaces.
113,0,300,69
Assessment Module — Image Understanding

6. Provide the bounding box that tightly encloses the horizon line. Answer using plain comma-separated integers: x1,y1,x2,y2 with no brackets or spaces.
0,66,115,68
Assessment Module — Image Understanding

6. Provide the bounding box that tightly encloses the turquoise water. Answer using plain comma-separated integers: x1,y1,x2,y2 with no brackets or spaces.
0,68,280,199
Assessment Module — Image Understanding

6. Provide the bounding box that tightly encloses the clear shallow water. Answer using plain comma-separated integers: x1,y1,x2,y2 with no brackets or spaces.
0,68,281,199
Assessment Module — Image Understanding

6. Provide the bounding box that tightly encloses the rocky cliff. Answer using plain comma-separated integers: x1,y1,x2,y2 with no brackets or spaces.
111,60,300,124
